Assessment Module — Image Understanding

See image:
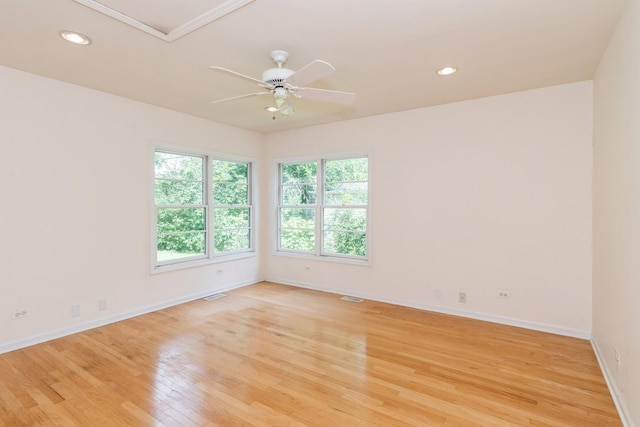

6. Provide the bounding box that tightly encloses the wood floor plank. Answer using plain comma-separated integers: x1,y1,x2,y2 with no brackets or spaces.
0,281,621,426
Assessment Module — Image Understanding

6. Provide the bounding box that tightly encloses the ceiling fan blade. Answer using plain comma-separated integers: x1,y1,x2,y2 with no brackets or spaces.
286,60,335,87
208,66,267,86
210,91,271,104
296,87,356,104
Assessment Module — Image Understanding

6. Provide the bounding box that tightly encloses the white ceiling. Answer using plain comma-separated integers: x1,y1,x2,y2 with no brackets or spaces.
0,0,627,133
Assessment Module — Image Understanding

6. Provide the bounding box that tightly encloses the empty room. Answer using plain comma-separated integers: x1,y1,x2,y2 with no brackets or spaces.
1,0,638,425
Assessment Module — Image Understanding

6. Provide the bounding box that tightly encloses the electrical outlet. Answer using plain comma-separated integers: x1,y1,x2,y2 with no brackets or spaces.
434,289,443,299
99,299,107,311
458,292,467,304
12,309,29,319
615,348,621,370
497,291,510,299
71,305,81,318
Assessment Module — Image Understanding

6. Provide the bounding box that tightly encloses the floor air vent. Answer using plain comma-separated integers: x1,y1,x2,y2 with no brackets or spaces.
340,295,364,303
203,293,226,301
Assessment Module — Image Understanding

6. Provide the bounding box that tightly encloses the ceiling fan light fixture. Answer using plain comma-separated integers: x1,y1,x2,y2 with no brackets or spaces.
273,86,288,107
59,30,92,45
279,104,295,116
436,66,458,76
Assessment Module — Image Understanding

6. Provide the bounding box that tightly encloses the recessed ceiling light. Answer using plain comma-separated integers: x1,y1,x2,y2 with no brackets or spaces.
436,66,458,76
59,30,92,45
265,106,279,112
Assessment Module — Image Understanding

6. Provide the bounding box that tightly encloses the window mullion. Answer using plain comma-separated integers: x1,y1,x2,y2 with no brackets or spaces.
317,159,324,256
206,155,212,258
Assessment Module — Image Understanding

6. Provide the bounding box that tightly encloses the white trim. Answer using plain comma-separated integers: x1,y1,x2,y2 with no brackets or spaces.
151,251,257,274
273,150,371,165
272,250,371,267
73,0,254,42
266,277,591,340
169,0,254,41
0,279,261,355
591,338,635,427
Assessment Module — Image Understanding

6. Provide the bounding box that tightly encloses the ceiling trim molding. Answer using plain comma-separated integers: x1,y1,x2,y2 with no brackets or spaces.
73,0,255,42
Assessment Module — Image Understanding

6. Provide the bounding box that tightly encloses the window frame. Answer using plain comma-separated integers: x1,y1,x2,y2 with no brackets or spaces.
276,152,370,264
278,161,319,254
154,150,208,264
151,144,257,273
211,159,253,256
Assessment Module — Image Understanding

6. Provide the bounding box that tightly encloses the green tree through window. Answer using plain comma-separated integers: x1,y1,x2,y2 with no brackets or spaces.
280,162,317,252
213,160,251,254
154,150,253,267
155,152,206,262
278,156,368,259
323,157,368,257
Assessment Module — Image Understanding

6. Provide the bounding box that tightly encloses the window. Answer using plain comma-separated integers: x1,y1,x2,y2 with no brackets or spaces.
278,156,368,260
212,160,251,253
322,158,368,257
154,151,207,263
280,162,317,252
153,149,253,268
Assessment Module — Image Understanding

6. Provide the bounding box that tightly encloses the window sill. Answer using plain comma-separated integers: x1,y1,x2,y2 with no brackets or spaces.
272,250,371,267
151,251,258,275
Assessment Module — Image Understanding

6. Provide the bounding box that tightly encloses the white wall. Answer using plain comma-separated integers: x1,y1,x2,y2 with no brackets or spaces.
0,66,263,351
263,82,593,338
0,66,596,363
593,0,640,423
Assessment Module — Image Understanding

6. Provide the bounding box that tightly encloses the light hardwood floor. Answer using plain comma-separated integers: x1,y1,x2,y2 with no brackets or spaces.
0,281,621,426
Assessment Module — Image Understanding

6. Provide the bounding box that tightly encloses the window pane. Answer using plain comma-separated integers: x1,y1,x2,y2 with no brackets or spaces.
155,152,203,181
323,208,367,232
280,207,315,252
325,182,368,205
325,158,368,182
282,163,316,184
213,160,248,184
213,183,248,205
323,231,366,257
214,208,250,229
155,180,203,205
280,229,315,252
282,183,317,205
280,208,315,229
215,229,250,253
157,208,206,234
157,232,206,261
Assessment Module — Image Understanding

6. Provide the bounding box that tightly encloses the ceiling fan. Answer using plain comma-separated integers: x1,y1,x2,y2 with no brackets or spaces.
209,50,355,116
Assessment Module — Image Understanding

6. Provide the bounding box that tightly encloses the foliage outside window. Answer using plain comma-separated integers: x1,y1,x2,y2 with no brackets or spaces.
212,160,251,254
154,150,253,267
278,156,368,260
323,158,368,257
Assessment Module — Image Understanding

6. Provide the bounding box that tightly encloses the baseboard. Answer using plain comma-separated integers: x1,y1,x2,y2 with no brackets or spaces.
0,278,261,355
591,338,635,427
266,277,591,339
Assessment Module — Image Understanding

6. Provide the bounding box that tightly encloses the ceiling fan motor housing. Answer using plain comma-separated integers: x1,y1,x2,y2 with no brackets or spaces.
262,68,295,87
